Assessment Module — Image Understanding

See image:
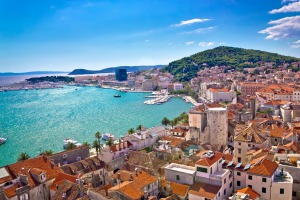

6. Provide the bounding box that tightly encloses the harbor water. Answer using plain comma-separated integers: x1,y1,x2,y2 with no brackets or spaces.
0,86,192,167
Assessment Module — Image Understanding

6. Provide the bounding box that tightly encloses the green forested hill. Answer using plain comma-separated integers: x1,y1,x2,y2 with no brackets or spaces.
162,46,300,82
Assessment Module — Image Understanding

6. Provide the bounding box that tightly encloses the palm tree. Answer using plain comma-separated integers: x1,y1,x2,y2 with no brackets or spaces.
66,142,76,150
93,139,101,156
128,128,135,135
106,138,114,147
18,152,30,161
95,132,102,147
82,141,90,147
161,117,170,126
44,150,53,156
136,124,143,131
170,120,175,129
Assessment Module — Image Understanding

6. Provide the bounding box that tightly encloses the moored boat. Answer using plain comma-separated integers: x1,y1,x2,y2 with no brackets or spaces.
102,133,117,141
0,138,7,145
114,94,121,98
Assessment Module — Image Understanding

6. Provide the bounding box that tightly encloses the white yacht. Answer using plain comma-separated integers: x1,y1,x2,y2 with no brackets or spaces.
102,133,117,141
0,138,7,145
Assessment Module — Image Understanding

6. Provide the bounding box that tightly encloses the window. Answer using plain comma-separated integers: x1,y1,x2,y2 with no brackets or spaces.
76,156,81,161
248,144,251,147
237,172,241,176
238,142,241,146
197,167,208,173
275,138,277,142
237,181,241,186
262,177,266,182
280,188,284,194
248,175,252,180
63,154,67,158
148,185,150,189
224,178,226,184
262,187,266,193
176,175,180,181
224,189,226,195
292,191,296,196
238,148,241,154
248,185,252,189
238,157,241,162
230,182,232,188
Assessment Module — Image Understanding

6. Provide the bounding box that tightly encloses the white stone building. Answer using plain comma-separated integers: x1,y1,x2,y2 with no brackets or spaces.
173,83,183,91
100,141,132,163
206,88,236,103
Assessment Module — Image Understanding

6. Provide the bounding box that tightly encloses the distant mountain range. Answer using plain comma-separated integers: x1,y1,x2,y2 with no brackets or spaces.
162,46,300,82
0,71,68,76
68,65,165,75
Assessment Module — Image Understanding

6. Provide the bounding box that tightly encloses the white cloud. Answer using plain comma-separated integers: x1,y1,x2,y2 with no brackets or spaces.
145,40,149,43
259,16,300,40
282,0,299,4
219,42,226,45
269,1,300,14
291,44,300,48
172,18,210,27
185,41,194,45
198,42,214,47
294,39,300,43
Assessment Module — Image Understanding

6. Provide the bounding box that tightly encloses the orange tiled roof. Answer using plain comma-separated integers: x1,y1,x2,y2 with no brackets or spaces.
234,123,266,144
30,168,46,176
4,184,19,198
195,152,223,167
112,170,157,189
110,170,157,200
206,103,223,108
8,156,61,189
247,158,278,177
110,141,132,153
161,180,190,197
50,172,77,191
161,136,184,147
109,181,142,200
270,125,288,138
209,88,229,93
236,187,260,199
189,182,220,199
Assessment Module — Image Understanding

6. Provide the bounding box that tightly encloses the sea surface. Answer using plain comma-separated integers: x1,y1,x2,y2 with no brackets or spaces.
0,86,192,167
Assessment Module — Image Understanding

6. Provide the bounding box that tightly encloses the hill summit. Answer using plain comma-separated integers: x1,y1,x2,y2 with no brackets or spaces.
162,46,300,82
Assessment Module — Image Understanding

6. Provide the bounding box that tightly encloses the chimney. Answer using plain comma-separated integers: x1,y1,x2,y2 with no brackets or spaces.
19,174,28,185
135,168,138,175
124,142,128,148
116,144,119,151
117,173,121,180
120,142,124,149
129,173,133,181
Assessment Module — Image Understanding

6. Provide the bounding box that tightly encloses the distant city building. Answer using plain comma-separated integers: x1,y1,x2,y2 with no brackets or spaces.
115,68,128,81
173,83,183,91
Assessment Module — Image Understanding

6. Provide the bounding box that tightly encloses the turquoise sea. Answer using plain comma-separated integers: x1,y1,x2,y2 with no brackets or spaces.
0,86,192,167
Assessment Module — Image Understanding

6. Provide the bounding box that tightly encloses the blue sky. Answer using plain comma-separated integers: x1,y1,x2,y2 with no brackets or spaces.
0,0,299,72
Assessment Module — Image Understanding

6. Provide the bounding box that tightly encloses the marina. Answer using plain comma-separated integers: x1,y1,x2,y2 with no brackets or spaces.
0,86,192,167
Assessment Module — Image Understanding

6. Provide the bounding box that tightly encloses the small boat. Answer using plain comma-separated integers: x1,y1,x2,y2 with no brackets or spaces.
0,138,7,145
114,94,121,98
102,133,117,141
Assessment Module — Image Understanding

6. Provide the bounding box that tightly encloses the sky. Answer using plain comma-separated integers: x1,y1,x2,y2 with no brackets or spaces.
0,0,299,72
